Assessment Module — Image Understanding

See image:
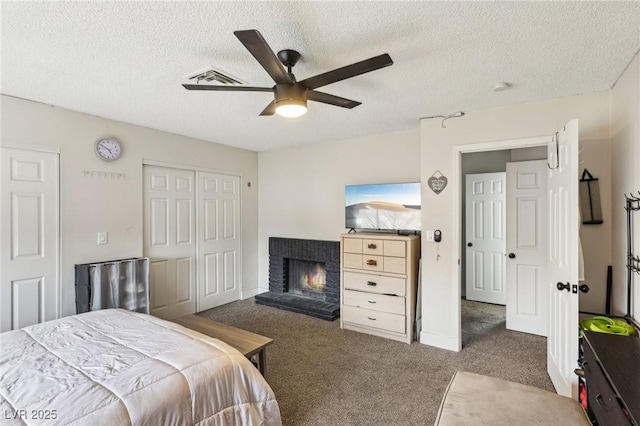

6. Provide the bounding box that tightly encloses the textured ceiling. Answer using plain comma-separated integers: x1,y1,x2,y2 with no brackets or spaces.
2,1,638,152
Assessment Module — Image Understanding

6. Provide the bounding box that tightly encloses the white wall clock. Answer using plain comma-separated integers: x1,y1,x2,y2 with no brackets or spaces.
95,137,122,161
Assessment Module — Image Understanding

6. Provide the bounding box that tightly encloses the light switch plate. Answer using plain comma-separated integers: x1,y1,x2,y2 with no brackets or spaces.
97,232,108,245
426,230,434,242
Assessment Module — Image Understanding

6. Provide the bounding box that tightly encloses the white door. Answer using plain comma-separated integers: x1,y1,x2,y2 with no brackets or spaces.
547,120,580,398
143,165,196,320
506,160,548,336
1,147,59,331
465,172,506,305
197,172,241,311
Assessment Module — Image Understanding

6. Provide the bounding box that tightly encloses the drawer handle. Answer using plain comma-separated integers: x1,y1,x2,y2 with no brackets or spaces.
367,317,377,321
367,281,377,286
366,259,378,266
368,243,377,249
368,300,377,304
595,394,604,405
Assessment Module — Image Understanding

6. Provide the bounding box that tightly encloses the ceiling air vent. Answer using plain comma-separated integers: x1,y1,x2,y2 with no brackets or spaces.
186,67,246,86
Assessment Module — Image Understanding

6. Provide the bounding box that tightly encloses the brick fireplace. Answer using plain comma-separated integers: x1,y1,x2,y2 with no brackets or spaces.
255,237,340,320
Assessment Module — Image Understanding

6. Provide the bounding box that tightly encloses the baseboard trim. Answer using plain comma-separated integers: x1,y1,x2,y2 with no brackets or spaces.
242,287,268,299
420,331,460,352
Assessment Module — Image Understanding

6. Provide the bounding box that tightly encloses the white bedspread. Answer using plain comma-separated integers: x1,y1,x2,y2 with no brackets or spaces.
0,309,281,425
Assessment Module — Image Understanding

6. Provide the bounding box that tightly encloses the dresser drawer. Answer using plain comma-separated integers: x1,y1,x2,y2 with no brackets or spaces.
343,253,363,269
343,238,362,254
384,256,406,274
384,240,406,257
362,239,384,255
342,305,405,334
362,255,384,272
343,289,405,315
343,271,406,296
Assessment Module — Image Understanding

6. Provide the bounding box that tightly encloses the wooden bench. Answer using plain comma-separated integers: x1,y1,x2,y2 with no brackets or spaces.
173,314,274,378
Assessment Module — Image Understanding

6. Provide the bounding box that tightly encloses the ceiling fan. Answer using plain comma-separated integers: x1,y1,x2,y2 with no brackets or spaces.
182,29,393,118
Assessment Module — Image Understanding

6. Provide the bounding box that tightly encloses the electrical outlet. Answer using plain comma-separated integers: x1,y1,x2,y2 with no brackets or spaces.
97,232,108,245
426,230,434,242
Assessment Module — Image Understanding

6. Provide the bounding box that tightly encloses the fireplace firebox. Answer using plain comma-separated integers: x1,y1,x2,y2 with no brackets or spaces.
255,237,340,320
288,259,326,299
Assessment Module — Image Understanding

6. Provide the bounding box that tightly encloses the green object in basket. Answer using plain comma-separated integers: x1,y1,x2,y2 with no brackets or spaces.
580,316,637,336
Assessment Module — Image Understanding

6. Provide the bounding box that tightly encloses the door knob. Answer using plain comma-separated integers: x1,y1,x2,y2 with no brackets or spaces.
508,253,516,259
467,242,473,247
579,284,590,293
557,282,571,292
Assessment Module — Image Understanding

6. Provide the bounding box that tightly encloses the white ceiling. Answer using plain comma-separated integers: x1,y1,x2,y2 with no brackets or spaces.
2,1,638,152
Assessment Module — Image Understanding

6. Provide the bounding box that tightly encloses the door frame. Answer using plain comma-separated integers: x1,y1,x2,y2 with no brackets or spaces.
452,136,549,350
142,159,244,305
0,142,62,323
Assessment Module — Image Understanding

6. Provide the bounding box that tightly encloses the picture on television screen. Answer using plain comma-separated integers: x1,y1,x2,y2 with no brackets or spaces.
345,182,421,231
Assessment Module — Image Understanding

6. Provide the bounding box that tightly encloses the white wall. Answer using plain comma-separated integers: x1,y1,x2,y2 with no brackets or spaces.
420,90,612,351
510,146,547,162
257,129,420,289
578,138,612,313
611,53,640,320
1,95,259,317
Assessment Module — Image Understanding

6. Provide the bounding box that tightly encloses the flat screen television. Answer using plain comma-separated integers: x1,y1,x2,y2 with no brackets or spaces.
345,182,421,231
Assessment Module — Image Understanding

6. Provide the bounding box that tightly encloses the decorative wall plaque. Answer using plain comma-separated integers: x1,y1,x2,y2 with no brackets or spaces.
428,170,448,194
579,169,603,224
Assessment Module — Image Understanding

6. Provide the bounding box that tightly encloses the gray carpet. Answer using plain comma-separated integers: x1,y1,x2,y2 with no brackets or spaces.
198,298,554,425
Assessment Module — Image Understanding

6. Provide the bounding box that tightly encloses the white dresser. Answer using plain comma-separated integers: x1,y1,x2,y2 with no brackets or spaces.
340,233,421,344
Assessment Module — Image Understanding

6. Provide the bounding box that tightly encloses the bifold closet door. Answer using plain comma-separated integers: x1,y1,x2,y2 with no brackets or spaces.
143,165,196,320
197,172,241,312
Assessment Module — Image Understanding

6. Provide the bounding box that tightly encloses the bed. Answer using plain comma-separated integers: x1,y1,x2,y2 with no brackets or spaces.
0,309,281,425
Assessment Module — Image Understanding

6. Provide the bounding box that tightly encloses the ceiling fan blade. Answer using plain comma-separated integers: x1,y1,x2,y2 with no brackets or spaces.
182,84,272,92
234,30,294,85
308,90,361,109
259,101,276,116
300,54,393,90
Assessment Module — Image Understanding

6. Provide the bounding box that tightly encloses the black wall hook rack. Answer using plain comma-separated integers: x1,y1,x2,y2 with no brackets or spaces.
624,190,640,321
624,191,640,211
580,169,603,224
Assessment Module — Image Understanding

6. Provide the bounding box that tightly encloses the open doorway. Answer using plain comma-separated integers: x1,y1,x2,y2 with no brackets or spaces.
460,145,548,348
440,121,581,397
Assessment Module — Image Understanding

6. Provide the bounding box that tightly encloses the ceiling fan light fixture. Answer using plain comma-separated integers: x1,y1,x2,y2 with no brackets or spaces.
274,83,308,118
275,100,307,118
